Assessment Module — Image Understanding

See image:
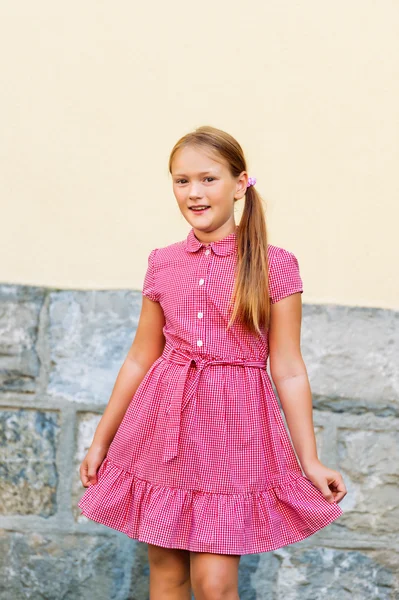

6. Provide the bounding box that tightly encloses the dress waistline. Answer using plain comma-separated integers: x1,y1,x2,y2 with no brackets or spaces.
161,347,266,463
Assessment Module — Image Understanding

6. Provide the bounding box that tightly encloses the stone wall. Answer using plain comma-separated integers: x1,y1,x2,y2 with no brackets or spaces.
0,283,398,599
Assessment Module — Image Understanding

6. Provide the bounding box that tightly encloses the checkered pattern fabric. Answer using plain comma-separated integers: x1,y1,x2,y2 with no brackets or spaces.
78,226,343,555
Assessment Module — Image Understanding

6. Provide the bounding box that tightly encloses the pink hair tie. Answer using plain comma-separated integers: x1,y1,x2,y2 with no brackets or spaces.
247,177,257,188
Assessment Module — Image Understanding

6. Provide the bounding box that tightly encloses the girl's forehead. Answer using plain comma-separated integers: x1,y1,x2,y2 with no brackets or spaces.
172,146,228,174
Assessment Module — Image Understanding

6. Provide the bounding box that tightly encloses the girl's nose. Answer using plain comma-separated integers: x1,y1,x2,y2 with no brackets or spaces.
188,185,203,199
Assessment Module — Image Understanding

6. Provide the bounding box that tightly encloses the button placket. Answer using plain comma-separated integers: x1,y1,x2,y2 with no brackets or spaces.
195,245,212,350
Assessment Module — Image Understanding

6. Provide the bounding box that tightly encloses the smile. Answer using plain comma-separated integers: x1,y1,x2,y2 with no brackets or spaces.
189,206,210,213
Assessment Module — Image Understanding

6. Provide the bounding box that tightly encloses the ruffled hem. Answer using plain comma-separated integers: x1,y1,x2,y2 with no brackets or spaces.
77,456,343,555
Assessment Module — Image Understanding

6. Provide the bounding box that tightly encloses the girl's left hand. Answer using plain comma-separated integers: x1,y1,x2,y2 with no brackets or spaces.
302,459,347,504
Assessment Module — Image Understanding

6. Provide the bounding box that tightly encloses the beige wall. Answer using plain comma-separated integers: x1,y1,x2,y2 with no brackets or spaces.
1,1,398,309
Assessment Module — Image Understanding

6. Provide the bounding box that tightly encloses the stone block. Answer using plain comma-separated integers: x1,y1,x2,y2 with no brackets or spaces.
0,409,60,516
0,285,45,392
337,427,399,533
302,305,399,416
253,546,398,599
0,529,141,600
47,290,141,403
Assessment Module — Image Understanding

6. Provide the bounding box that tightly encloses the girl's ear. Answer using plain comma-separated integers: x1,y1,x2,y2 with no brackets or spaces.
235,171,248,199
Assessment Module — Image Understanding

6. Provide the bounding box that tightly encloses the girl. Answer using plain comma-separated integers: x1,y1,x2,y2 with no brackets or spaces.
78,125,347,600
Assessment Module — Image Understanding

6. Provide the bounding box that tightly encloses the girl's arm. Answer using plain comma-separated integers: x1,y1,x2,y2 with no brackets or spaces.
268,293,346,503
79,296,165,486
90,296,166,451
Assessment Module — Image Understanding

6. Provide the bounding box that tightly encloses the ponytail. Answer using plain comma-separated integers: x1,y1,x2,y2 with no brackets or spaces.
228,185,270,335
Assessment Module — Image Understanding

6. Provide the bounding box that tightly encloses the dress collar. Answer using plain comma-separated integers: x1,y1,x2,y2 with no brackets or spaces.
185,226,238,256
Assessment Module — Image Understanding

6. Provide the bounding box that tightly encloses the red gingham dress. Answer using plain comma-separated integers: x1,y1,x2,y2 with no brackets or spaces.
78,225,343,555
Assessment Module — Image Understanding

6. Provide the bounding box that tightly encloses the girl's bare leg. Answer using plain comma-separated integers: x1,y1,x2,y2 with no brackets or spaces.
147,543,192,600
190,551,241,600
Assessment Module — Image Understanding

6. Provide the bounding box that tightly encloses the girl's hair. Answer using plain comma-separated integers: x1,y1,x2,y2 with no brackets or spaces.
168,125,271,335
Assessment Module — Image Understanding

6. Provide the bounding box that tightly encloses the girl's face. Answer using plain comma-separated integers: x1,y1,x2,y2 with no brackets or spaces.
171,145,248,241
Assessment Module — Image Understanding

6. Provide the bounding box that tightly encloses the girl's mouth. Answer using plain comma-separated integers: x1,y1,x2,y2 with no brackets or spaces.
189,206,210,214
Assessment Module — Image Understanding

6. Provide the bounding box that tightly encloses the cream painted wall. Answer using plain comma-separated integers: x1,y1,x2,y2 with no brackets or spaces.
1,1,398,309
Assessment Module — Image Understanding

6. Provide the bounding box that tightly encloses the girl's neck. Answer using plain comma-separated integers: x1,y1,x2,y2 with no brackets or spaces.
193,224,238,246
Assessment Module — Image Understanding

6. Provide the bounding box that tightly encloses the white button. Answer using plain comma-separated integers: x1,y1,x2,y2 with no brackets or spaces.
205,249,210,255
197,312,203,319
199,279,204,286
197,339,203,346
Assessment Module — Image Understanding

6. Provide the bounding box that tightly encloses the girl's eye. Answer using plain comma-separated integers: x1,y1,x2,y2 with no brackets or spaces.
175,177,215,184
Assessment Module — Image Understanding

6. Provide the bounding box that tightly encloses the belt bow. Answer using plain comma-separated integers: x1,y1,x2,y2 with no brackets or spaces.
162,348,265,463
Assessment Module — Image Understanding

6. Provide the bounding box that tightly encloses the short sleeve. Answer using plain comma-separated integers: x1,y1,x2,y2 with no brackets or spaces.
142,248,160,302
268,247,303,304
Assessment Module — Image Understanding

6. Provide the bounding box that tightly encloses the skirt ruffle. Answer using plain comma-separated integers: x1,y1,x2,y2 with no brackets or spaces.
78,456,343,555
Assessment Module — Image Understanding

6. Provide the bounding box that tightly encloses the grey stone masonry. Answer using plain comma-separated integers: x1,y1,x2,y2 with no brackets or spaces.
0,283,398,599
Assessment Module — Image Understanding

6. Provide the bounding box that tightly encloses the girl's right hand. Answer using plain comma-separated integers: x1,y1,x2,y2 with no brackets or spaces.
79,444,108,487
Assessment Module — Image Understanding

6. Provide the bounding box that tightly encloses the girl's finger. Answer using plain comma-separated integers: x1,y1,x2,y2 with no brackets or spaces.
330,476,347,503
87,466,98,485
80,461,92,487
333,490,346,503
318,480,335,503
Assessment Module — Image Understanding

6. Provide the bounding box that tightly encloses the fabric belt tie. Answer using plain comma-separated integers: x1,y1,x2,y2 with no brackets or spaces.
162,348,266,463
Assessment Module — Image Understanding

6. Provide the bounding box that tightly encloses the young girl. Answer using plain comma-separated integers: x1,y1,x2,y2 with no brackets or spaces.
78,125,347,599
